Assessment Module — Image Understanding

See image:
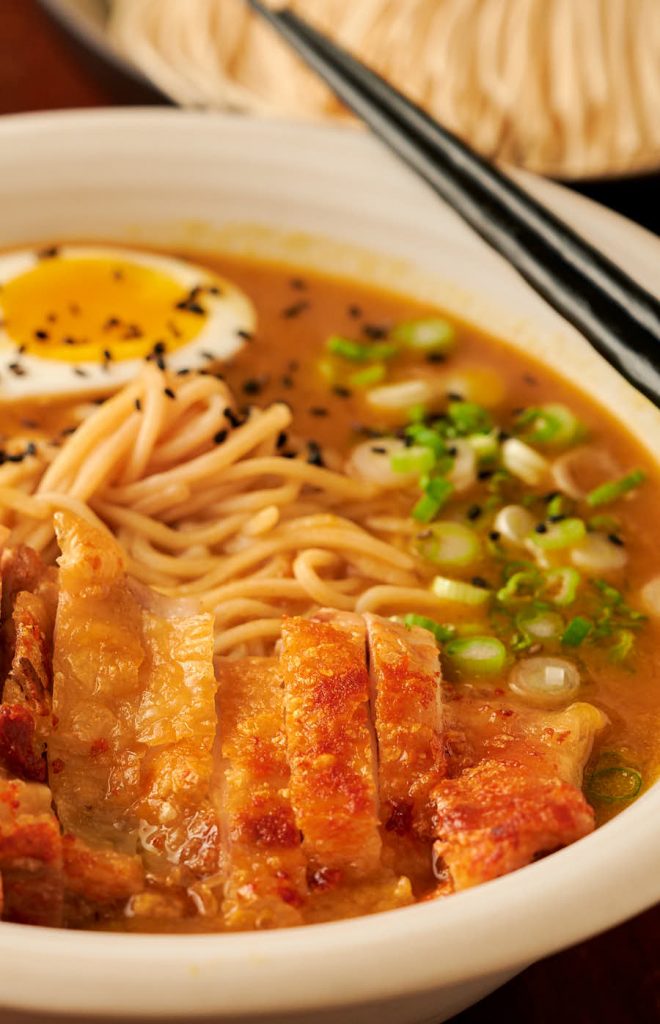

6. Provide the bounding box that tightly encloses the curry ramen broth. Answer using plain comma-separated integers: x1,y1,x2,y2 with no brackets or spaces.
0,247,658,932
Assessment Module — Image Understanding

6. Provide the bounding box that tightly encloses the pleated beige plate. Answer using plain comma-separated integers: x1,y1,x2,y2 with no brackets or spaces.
0,108,658,1024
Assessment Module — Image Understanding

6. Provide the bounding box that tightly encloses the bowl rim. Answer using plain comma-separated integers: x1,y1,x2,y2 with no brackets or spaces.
0,106,658,1019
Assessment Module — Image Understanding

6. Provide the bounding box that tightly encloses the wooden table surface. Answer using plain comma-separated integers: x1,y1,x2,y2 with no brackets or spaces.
0,3,658,1023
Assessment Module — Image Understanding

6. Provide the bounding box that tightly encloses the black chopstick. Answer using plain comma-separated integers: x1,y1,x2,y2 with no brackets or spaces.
247,0,660,408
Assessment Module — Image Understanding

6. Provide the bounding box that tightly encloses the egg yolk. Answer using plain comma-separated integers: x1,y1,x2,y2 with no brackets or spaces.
0,257,211,364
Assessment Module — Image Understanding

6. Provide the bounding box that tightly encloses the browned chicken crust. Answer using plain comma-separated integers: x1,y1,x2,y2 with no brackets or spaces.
216,657,308,929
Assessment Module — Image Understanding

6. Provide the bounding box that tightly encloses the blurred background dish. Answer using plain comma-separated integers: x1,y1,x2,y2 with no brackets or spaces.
41,0,660,182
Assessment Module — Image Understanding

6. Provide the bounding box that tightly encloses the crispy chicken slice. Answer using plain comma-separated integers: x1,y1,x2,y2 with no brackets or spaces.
432,694,607,891
0,774,63,926
280,612,382,879
364,614,444,882
0,546,57,783
280,612,412,918
62,835,144,925
216,657,308,929
431,760,596,892
50,512,220,883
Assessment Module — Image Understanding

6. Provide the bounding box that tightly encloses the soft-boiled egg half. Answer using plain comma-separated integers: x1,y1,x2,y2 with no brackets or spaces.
0,245,256,398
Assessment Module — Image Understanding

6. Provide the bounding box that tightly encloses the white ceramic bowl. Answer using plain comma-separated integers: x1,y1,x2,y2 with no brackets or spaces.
0,109,658,1024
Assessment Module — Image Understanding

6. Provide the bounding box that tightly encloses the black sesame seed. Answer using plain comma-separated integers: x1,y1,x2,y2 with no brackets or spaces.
103,317,120,331
309,407,329,417
280,375,294,389
224,407,242,428
467,505,482,521
347,304,362,319
290,277,307,291
236,328,253,341
123,324,143,340
34,329,49,340
548,514,566,523
361,323,389,340
214,429,228,445
332,385,352,399
281,451,297,460
608,533,624,547
72,367,87,378
281,300,310,320
135,399,142,412
478,469,494,480
425,352,446,364
498,430,511,442
371,446,387,455
242,378,263,396
25,441,37,457
535,522,549,534
17,344,27,355
307,440,325,467
8,362,26,376
447,446,458,457
153,340,166,355
46,313,58,324
176,367,191,376
156,355,166,371
64,337,76,346
446,391,464,402
471,576,489,589
488,530,501,541
60,425,77,437
276,431,288,450
163,387,176,399
167,320,182,338
103,348,112,361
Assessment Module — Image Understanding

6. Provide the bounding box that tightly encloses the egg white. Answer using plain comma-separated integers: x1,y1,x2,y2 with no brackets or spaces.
0,246,256,399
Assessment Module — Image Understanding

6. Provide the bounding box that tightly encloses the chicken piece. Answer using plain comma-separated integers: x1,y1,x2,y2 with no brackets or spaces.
444,693,607,787
433,694,607,892
62,835,144,925
432,759,595,891
49,513,146,851
50,512,220,882
131,583,221,882
0,774,63,926
0,589,56,782
280,612,382,879
216,657,308,929
365,614,444,881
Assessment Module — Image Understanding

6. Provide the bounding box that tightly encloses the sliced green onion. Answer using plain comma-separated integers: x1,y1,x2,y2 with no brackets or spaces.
391,317,455,353
587,514,621,533
445,635,507,675
508,655,580,707
349,363,387,389
431,575,490,605
412,477,454,522
561,615,592,647
547,493,574,519
447,401,492,436
405,423,447,457
415,521,481,568
466,431,499,463
542,567,581,606
517,404,583,447
326,334,398,362
609,628,635,662
586,765,642,804
586,468,647,508
516,608,564,640
530,517,586,550
497,570,540,604
400,613,456,644
390,445,436,476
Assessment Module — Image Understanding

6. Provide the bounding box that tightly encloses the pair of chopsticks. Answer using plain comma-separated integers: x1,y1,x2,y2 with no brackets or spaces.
247,1,660,407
